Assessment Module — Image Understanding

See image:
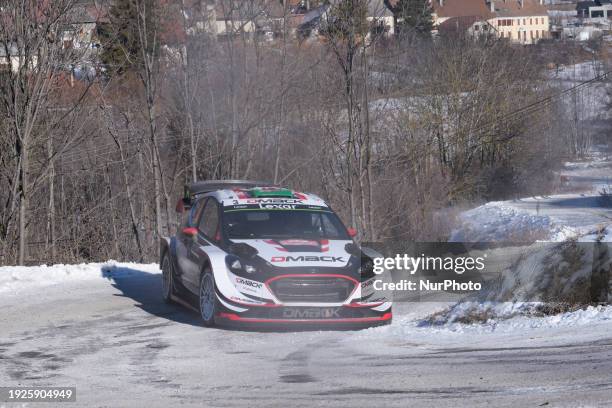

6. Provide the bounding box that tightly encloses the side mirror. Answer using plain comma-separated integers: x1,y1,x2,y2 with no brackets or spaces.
182,227,198,238
344,242,361,256
176,198,185,213
347,227,358,238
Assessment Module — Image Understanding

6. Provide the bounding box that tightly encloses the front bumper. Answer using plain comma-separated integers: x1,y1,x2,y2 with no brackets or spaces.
215,302,392,330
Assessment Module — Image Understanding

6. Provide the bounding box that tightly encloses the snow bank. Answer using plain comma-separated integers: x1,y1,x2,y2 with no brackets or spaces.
0,261,160,295
498,240,610,303
418,303,612,334
341,304,612,357
348,304,612,343
424,301,542,325
449,201,577,242
427,238,610,326
416,302,612,333
444,148,611,327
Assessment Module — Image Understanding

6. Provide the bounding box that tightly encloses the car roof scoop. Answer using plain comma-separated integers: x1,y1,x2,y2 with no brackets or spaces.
229,242,258,258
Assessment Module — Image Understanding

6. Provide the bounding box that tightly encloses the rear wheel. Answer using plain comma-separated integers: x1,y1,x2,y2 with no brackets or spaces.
199,268,217,327
161,253,174,304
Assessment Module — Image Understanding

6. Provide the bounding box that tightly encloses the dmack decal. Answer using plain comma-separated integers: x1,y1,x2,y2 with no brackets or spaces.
282,308,341,319
278,239,319,246
361,278,376,288
246,198,303,204
235,277,263,289
271,256,345,263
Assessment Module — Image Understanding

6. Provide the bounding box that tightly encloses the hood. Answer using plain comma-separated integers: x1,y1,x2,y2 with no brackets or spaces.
230,239,353,268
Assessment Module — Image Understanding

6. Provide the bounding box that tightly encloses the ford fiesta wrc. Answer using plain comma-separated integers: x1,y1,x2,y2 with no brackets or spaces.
159,180,392,330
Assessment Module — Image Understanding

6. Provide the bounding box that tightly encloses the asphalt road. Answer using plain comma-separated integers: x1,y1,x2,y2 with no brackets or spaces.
1,266,611,408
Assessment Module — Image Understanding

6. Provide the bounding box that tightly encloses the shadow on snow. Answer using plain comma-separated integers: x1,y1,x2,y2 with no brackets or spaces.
100,264,202,327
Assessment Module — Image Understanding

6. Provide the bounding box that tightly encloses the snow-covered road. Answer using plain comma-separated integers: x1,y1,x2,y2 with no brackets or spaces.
0,261,611,407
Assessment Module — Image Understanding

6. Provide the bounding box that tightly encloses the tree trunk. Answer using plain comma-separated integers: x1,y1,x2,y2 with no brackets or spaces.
105,165,120,259
47,137,56,263
120,142,144,262
18,138,28,265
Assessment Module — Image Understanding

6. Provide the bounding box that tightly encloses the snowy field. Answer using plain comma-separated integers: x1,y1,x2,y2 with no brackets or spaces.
0,150,611,407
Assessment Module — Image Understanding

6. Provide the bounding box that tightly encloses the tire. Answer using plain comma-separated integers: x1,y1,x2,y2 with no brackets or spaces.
161,253,174,304
199,267,217,327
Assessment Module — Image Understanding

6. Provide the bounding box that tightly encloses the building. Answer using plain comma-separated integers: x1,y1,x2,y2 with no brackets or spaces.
576,0,612,19
213,0,306,39
438,16,496,39
588,4,612,18
62,0,108,50
367,0,396,36
432,0,494,26
0,44,33,73
296,0,395,40
576,1,598,18
213,1,258,37
431,0,549,44
489,0,549,44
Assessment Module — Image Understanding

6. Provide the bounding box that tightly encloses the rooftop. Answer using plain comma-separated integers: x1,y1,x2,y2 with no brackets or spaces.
438,15,489,32
493,0,548,17
427,0,547,19
432,0,494,19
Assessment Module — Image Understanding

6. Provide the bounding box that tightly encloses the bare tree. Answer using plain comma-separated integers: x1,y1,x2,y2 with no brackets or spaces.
0,0,90,264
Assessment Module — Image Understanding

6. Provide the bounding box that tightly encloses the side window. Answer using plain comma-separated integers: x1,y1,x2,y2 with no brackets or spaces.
198,198,220,240
188,198,206,227
321,214,341,237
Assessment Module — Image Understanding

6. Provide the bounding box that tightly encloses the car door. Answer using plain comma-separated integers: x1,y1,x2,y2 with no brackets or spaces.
176,197,205,293
197,198,220,243
183,197,221,293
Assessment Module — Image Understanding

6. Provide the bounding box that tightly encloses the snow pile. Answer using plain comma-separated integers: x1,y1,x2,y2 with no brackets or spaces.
449,202,577,242
496,240,608,303
439,218,611,326
580,226,612,243
347,304,612,346
426,238,610,325
0,260,160,295
413,304,612,334
423,301,542,325
436,146,611,328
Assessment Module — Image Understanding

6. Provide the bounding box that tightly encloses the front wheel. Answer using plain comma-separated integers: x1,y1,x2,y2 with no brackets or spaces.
161,253,174,304
199,268,218,327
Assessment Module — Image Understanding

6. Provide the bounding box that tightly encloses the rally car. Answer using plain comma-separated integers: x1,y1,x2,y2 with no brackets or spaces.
159,180,392,329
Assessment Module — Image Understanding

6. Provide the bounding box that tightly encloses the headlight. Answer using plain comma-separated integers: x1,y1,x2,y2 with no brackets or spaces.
226,255,257,274
226,255,242,273
360,258,375,277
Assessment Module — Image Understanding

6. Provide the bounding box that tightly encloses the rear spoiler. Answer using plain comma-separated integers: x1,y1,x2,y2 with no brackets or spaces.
180,180,277,210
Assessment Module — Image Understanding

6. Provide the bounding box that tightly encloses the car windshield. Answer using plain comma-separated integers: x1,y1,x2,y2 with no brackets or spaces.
223,209,350,240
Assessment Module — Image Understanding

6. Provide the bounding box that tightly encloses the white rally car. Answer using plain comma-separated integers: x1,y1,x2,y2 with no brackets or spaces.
160,181,392,329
